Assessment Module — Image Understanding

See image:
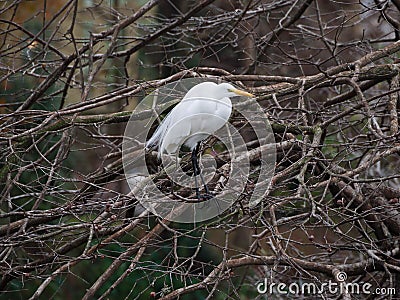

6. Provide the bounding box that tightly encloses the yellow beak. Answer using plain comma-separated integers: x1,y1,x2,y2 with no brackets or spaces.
232,88,254,98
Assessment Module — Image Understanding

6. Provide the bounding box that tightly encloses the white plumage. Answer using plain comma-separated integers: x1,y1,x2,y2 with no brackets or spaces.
146,82,253,156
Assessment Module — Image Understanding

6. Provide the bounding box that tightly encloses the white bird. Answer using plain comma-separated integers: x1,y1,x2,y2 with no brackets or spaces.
146,81,254,199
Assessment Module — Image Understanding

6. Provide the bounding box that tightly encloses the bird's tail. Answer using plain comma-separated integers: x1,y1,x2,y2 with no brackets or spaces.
145,127,162,150
146,110,173,157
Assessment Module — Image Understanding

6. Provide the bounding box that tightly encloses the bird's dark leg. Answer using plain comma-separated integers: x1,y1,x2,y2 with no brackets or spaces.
192,142,201,176
192,142,211,200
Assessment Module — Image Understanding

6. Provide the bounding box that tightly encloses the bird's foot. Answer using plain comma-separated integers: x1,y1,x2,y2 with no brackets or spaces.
198,192,214,201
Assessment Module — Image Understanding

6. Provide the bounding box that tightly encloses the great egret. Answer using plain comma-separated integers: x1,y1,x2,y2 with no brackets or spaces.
146,81,254,199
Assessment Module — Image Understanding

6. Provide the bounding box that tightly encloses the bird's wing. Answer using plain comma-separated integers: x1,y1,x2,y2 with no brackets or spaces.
160,103,192,154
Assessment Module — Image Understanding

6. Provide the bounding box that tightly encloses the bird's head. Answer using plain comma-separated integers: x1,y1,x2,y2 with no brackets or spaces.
183,82,254,101
216,82,254,99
